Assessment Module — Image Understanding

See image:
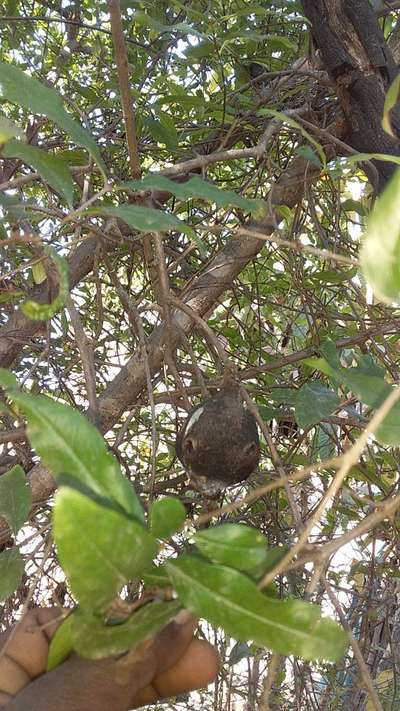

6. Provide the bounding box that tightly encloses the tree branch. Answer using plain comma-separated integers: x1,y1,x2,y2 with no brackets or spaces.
107,0,141,178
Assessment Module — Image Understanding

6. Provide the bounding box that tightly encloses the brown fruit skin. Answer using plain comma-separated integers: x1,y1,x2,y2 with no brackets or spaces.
176,388,260,493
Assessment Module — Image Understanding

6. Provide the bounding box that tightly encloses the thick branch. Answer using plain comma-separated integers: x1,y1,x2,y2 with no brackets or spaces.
302,0,400,190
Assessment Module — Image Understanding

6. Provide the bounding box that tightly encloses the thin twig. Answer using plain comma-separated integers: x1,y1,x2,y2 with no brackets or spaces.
237,227,358,266
66,296,99,422
169,294,229,365
324,578,384,711
290,491,400,570
241,389,304,532
159,118,281,177
194,457,341,527
258,384,400,589
258,653,281,711
107,0,141,178
105,260,158,499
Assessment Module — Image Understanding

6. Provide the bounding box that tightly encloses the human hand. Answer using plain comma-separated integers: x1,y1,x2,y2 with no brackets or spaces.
0,607,219,711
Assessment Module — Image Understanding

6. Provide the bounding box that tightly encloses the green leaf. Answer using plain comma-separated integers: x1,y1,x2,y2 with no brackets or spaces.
132,10,204,38
0,465,32,535
53,488,158,610
94,204,194,238
257,404,282,420
341,373,389,410
47,613,75,671
348,354,385,380
0,191,29,221
313,267,358,284
144,116,178,150
167,557,347,662
304,352,400,445
123,175,265,217
195,524,269,577
313,424,337,461
296,145,321,167
142,564,171,589
2,141,74,207
32,261,47,285
6,0,20,15
6,390,144,520
149,497,186,539
0,368,19,389
0,289,24,303
295,383,340,429
274,204,293,223
267,35,295,52
0,62,106,177
158,114,179,150
341,199,367,216
360,168,400,303
382,74,400,138
228,640,254,665
311,354,400,446
0,547,24,600
343,152,400,168
268,387,298,405
70,600,181,659
339,369,400,446
0,114,24,144
185,39,215,61
303,357,338,379
21,246,69,321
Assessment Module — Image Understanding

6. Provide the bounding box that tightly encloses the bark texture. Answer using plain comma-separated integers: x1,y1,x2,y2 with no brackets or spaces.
302,0,400,190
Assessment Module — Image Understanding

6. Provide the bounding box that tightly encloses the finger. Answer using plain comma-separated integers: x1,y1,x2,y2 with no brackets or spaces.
150,610,198,674
2,635,218,711
2,652,143,711
132,638,220,707
109,610,199,694
0,607,218,711
0,606,194,705
0,608,62,703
